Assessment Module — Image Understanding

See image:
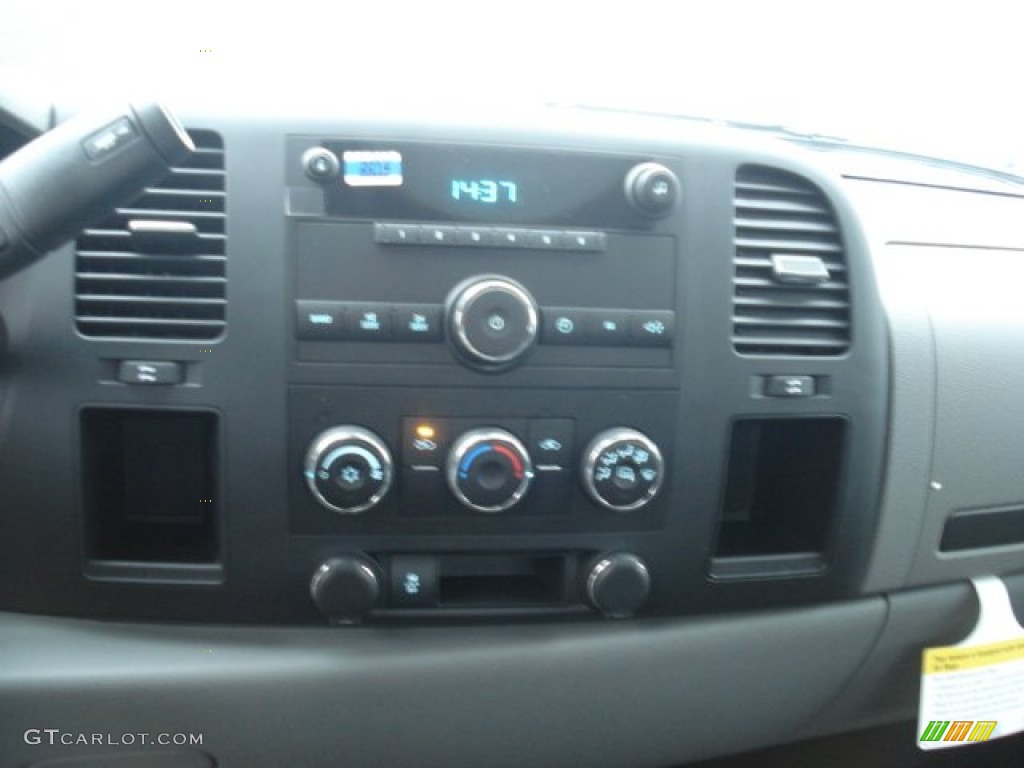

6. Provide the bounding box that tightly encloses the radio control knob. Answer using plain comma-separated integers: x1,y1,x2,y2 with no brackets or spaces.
624,162,680,217
446,428,534,513
304,426,393,514
585,553,651,618
446,276,539,371
310,554,382,624
581,428,664,512
302,147,340,182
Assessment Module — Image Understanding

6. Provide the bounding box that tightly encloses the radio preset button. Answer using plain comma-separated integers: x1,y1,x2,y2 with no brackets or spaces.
562,231,606,252
375,222,421,245
493,228,527,247
421,225,458,245
456,227,496,247
520,230,562,249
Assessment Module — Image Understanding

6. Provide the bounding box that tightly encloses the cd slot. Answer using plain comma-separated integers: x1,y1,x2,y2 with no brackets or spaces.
437,554,571,608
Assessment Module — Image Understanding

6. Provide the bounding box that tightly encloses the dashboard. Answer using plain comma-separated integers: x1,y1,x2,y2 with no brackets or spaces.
0,100,1022,767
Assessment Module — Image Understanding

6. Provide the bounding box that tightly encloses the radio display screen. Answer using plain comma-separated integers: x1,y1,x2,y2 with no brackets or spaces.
323,141,650,228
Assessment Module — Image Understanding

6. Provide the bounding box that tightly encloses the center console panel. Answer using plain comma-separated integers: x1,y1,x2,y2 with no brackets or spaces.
0,115,890,626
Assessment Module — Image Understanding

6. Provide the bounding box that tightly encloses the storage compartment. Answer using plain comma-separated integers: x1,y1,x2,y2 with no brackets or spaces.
438,554,571,607
711,417,846,579
81,408,220,565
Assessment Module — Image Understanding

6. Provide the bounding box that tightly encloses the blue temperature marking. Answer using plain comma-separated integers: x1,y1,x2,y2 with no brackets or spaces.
459,444,491,479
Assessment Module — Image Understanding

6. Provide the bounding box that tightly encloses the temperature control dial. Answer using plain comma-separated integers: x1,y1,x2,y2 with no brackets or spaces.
446,428,534,513
581,428,664,512
304,426,393,514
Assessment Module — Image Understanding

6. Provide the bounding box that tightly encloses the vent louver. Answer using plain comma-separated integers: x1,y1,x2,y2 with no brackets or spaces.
75,129,226,340
732,166,850,356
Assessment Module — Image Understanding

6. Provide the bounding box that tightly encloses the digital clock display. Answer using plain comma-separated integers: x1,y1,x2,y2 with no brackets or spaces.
324,141,647,228
450,179,519,205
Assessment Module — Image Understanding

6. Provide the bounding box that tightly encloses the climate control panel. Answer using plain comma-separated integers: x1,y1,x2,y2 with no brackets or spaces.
301,420,664,518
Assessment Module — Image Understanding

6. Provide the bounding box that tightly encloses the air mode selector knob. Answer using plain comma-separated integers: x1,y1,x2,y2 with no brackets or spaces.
310,554,382,624
446,276,539,371
624,162,680,217
446,428,534,513
585,552,651,619
304,426,393,514
581,428,664,512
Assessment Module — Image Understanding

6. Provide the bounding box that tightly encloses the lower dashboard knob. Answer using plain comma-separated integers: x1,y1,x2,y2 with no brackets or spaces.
311,555,382,624
585,553,651,619
304,426,393,514
446,428,534,513
446,275,539,371
581,428,664,511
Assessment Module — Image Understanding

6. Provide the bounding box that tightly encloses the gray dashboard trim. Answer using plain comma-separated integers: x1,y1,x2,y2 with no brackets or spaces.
0,601,885,768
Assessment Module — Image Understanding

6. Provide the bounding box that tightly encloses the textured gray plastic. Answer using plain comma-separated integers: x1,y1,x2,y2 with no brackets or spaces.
0,600,884,768
852,180,1024,592
803,571,1024,739
908,245,1024,583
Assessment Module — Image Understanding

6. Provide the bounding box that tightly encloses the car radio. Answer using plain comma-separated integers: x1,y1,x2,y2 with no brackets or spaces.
284,137,686,621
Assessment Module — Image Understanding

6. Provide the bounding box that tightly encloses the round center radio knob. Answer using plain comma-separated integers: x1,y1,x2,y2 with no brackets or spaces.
581,428,665,512
446,428,534,513
446,276,539,371
304,426,393,514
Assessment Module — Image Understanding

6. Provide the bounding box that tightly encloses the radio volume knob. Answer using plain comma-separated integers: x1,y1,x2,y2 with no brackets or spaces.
624,162,680,217
581,428,664,512
446,276,539,371
304,426,393,514
446,428,534,513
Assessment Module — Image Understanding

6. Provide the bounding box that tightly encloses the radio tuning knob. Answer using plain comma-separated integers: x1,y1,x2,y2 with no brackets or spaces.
446,275,539,371
624,162,680,217
446,428,534,513
585,553,651,619
304,426,393,514
310,554,382,624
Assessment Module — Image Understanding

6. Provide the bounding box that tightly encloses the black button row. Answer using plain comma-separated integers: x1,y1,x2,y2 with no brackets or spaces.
541,308,674,348
298,300,674,349
375,222,606,252
297,301,443,341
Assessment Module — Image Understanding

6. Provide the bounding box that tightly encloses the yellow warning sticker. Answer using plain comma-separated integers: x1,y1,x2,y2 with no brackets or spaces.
923,637,1024,675
918,577,1024,750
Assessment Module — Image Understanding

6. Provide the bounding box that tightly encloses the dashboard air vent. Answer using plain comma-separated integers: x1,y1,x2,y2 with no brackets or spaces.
732,166,849,356
75,129,226,340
